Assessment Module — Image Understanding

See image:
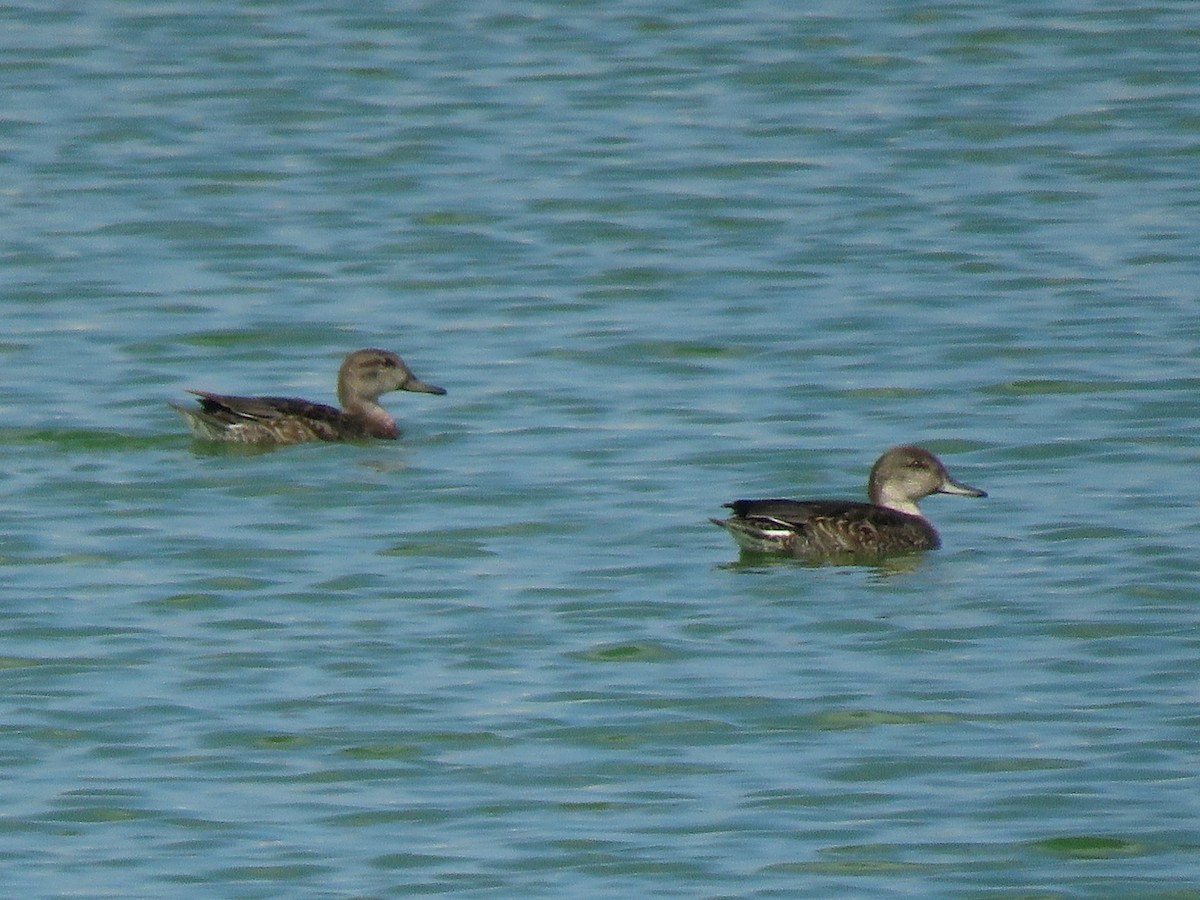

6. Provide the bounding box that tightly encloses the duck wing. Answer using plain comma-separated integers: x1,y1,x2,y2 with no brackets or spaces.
721,499,939,553
723,498,876,526
188,391,345,426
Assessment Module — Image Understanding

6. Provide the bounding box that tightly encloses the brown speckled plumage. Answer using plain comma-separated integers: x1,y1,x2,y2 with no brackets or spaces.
711,445,986,558
171,348,445,445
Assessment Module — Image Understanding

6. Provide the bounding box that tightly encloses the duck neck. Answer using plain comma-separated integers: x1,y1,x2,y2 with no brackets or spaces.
871,484,924,519
336,373,364,410
344,398,397,438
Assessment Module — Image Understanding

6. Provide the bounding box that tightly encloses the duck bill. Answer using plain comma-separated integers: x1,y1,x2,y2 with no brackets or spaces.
401,375,447,395
939,477,987,498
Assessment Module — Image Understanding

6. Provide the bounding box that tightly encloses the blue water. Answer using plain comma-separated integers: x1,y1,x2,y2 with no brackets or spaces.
2,1,1200,896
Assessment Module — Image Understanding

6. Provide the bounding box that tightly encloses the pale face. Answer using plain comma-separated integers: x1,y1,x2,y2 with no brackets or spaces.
338,349,446,406
869,446,986,516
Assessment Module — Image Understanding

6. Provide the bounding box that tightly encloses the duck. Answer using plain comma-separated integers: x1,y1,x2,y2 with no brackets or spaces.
171,348,446,444
711,445,986,557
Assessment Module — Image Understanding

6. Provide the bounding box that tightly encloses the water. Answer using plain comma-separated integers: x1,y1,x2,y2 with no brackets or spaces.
2,1,1199,896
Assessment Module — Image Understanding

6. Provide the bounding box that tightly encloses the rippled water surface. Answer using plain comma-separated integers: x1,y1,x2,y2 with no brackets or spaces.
3,1,1200,896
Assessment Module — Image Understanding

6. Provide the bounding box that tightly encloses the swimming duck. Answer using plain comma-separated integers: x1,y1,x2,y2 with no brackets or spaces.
711,445,986,557
171,348,446,444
